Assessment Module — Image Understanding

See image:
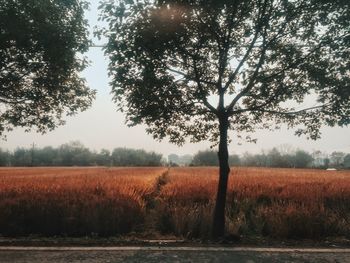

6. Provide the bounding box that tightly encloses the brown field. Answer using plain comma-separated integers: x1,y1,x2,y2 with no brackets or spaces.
0,167,349,240
0,167,167,236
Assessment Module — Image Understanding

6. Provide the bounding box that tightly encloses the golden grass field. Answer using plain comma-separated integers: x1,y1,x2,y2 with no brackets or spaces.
0,167,349,239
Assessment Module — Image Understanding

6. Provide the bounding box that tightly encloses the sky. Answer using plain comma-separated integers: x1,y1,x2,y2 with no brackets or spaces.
1,2,350,157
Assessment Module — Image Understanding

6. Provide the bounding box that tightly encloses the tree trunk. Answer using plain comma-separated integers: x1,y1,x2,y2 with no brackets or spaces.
212,115,230,239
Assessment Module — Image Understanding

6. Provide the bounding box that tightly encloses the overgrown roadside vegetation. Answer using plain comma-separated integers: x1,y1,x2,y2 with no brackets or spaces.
0,167,349,243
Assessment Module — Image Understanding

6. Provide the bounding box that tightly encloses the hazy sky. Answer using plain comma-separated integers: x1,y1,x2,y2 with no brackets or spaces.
1,2,349,156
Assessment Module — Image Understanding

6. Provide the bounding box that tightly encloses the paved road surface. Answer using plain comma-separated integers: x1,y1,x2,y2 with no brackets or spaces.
0,247,349,263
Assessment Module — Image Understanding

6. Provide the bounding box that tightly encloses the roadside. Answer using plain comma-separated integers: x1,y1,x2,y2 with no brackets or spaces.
0,236,349,248
1,246,350,263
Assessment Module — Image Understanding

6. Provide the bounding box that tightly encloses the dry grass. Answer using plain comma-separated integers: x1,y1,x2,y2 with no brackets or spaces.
0,167,166,236
157,167,350,239
0,166,349,240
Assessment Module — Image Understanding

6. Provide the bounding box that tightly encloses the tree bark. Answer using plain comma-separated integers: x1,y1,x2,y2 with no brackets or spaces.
212,115,230,239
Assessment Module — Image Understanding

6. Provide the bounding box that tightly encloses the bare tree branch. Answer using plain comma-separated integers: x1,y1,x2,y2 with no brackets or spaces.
236,103,332,116
222,0,267,92
226,27,269,112
192,58,217,114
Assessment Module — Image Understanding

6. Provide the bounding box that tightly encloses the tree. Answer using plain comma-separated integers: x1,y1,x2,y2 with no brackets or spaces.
35,146,57,166
294,150,313,168
229,154,241,166
240,152,263,167
111,148,163,166
324,157,330,169
96,149,112,166
191,150,218,166
266,147,291,167
312,150,324,168
12,148,32,166
344,154,350,169
57,141,93,166
99,0,350,238
0,148,11,166
330,151,346,167
0,0,95,136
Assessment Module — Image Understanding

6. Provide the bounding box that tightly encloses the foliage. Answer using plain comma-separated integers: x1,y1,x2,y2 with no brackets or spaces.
294,150,314,168
344,154,350,169
111,148,163,166
98,0,350,144
191,150,218,166
0,0,95,136
189,150,242,166
189,148,316,168
330,151,346,167
0,142,164,167
241,148,315,168
0,148,10,166
2,144,347,169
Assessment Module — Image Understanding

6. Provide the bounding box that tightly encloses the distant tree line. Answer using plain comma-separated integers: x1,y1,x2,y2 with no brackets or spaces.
169,148,350,169
0,141,163,167
1,143,350,169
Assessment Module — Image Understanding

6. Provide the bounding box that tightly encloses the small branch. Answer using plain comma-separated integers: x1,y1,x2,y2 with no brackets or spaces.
235,104,331,116
0,96,27,105
226,25,269,111
192,58,217,114
167,67,187,77
166,66,216,86
223,0,267,92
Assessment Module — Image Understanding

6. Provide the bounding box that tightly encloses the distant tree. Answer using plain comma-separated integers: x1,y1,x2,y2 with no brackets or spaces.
312,150,325,168
58,141,93,166
267,148,291,168
168,154,180,165
229,154,241,166
293,150,313,168
0,0,95,136
330,151,346,167
99,0,350,238
12,148,31,166
241,152,263,167
344,154,350,169
240,149,315,168
256,153,269,167
112,148,163,166
34,146,57,166
324,157,330,169
96,149,111,166
0,148,10,166
191,150,218,166
277,144,295,156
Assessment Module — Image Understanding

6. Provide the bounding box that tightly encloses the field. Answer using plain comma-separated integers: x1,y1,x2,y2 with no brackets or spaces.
0,167,349,240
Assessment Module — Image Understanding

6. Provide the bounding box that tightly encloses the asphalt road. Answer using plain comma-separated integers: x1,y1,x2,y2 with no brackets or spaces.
0,247,349,263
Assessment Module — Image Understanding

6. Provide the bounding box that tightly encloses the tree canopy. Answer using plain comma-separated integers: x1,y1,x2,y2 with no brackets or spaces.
0,142,164,167
0,0,95,136
99,0,349,144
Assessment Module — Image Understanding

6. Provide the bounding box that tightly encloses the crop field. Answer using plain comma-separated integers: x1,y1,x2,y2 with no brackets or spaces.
0,167,167,236
0,167,349,240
